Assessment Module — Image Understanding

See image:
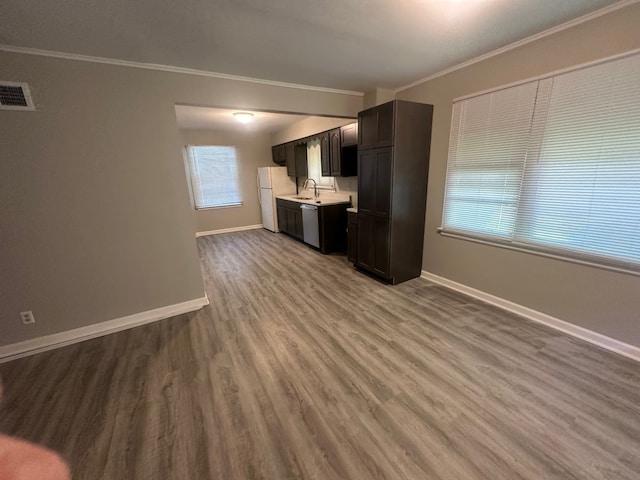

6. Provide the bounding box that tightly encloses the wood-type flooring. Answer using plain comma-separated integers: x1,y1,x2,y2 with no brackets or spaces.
1,229,639,479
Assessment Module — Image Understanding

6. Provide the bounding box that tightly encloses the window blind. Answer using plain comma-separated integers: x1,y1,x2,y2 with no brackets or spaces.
442,52,640,271
307,139,335,189
186,146,242,209
444,81,539,239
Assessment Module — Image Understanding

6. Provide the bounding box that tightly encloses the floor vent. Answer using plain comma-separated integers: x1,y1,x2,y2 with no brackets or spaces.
0,81,35,111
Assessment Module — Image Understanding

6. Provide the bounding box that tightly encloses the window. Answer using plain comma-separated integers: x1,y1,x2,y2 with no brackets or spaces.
306,139,335,189
442,52,640,272
185,145,242,209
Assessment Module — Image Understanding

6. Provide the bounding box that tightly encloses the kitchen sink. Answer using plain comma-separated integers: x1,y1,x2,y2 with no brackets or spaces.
293,196,313,200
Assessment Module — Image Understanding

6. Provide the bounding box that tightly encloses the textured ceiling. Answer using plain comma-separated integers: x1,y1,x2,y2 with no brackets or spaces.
0,0,627,92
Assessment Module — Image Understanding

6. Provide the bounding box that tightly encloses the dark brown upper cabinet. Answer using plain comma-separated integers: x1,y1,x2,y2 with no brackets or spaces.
277,141,307,177
340,122,358,147
271,144,286,166
285,142,296,176
294,141,308,177
329,124,358,177
319,131,331,176
358,101,394,149
271,120,357,177
318,124,358,177
329,128,341,176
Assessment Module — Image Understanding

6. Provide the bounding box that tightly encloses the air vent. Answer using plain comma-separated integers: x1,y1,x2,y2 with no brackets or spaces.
0,81,35,111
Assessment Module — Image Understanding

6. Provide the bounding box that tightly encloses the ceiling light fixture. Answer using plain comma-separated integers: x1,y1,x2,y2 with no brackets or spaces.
233,112,254,123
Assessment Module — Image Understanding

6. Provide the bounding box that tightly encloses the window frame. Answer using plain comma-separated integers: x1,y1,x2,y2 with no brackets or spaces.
185,145,243,210
439,49,640,276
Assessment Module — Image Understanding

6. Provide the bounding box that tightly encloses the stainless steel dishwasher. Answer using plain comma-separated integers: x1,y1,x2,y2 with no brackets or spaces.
300,204,320,248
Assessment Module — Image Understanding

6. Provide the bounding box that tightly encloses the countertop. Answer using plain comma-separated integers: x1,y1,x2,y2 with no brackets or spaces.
346,207,358,214
277,193,352,206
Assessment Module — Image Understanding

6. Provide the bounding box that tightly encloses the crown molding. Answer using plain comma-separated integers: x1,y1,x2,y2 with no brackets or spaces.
0,44,364,97
395,0,640,93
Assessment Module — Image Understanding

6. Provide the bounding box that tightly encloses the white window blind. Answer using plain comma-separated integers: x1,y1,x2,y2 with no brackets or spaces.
442,52,640,271
306,139,335,189
186,145,242,209
444,81,539,239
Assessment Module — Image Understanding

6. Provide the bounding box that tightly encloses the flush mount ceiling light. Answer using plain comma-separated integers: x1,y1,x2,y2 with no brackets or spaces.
233,112,254,123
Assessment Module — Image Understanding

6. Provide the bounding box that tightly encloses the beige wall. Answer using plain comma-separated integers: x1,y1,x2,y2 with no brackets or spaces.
363,88,395,109
0,51,362,346
180,129,274,233
397,3,640,347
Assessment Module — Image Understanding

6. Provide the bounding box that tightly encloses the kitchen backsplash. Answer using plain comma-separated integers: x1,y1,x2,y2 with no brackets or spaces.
335,177,358,208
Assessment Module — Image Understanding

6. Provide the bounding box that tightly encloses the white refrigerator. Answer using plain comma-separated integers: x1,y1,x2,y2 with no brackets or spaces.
258,166,297,232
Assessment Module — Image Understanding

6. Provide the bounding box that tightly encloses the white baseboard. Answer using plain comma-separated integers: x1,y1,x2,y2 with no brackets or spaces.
196,224,263,237
420,271,640,363
0,294,210,364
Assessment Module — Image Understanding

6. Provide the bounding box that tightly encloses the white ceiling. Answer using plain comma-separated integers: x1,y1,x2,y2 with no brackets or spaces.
0,0,626,92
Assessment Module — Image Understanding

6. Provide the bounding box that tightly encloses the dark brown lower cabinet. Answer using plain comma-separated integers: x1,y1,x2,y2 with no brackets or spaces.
277,199,349,253
356,213,390,278
347,212,358,263
318,205,348,254
276,200,303,240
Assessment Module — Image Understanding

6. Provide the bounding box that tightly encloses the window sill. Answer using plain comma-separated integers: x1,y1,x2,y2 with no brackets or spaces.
195,203,243,211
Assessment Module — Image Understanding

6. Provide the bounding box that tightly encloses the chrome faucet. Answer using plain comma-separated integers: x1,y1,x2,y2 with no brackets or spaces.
302,178,319,198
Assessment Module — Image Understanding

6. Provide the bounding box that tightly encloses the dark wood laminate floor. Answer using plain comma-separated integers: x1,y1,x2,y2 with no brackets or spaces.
1,229,639,479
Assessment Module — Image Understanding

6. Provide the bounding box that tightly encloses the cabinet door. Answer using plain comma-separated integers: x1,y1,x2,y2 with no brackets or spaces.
286,208,297,237
373,217,391,277
347,212,358,263
277,204,288,234
293,208,304,240
355,213,390,278
358,108,378,149
357,147,392,216
319,131,330,176
272,144,286,165
329,128,341,176
358,150,376,214
285,141,296,176
358,102,395,149
374,148,392,216
356,213,374,270
341,123,358,147
375,102,394,147
295,142,308,177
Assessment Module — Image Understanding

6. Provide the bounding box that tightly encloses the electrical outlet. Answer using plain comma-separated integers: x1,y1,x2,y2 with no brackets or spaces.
20,311,35,325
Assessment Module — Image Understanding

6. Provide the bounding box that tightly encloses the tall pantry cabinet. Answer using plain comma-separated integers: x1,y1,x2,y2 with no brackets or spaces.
355,100,433,284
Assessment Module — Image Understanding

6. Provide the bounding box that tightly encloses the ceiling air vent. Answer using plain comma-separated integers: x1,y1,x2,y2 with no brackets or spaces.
0,81,35,111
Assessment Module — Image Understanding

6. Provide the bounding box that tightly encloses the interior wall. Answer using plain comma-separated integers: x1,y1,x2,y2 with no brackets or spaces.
0,51,362,347
396,3,640,347
362,88,396,109
180,129,274,233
